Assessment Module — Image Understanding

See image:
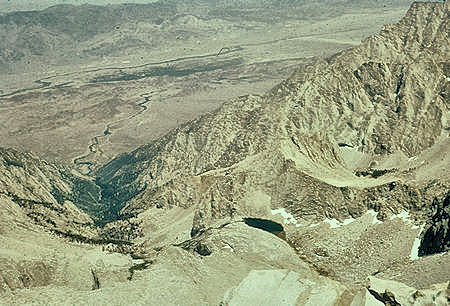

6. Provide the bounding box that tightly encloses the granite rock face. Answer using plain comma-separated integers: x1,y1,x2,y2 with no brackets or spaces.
222,269,348,306
419,193,449,256
365,276,449,306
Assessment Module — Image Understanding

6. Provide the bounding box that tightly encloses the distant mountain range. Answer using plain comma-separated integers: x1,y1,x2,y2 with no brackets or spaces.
0,0,417,70
0,2,176,69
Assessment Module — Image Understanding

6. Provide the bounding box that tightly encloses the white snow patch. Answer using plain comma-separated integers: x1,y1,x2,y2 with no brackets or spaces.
222,243,234,252
132,259,146,265
271,208,299,225
366,210,377,216
342,217,356,225
305,216,356,229
323,216,356,228
389,210,412,223
408,156,417,162
222,244,234,252
410,223,425,260
324,218,342,229
341,146,357,151
366,209,382,224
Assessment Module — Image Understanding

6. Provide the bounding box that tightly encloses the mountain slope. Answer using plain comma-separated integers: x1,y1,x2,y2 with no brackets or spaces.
0,147,99,233
94,1,449,286
0,147,134,294
96,1,448,220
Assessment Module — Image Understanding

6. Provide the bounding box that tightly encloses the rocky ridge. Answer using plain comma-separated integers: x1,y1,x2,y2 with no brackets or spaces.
0,147,99,236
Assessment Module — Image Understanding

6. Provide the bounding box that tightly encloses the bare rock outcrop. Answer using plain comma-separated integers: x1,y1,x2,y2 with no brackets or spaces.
221,269,349,306
419,193,449,256
365,276,448,306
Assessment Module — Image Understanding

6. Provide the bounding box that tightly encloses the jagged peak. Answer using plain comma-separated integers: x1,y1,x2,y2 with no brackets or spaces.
370,1,447,53
407,1,448,13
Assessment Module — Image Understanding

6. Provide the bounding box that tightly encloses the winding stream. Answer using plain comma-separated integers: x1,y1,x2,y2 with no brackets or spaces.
72,92,152,174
